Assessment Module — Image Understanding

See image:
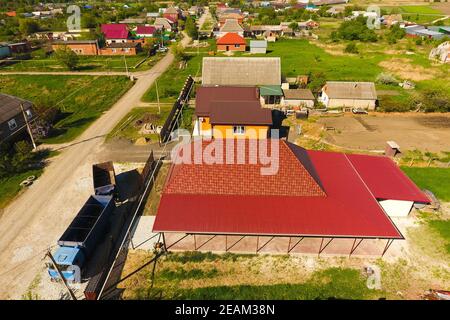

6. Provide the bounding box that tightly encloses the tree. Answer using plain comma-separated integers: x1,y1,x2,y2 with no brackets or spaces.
289,22,299,32
337,17,378,42
19,19,40,36
172,43,187,61
185,16,198,39
54,46,79,70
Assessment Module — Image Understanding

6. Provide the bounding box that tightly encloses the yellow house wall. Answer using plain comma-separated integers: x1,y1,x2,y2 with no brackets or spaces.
212,125,269,139
200,117,212,131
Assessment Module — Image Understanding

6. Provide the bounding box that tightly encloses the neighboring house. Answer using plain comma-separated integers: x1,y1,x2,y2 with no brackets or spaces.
429,41,449,64
0,43,11,59
147,12,160,18
6,11,17,17
250,40,267,54
202,57,281,86
318,81,378,110
193,86,272,139
52,40,99,55
282,89,315,109
136,26,156,38
152,139,429,254
0,93,37,144
101,24,129,44
218,13,244,26
382,14,403,27
264,30,278,42
405,25,445,40
216,33,246,52
217,19,244,37
163,6,180,22
154,17,174,32
98,42,141,56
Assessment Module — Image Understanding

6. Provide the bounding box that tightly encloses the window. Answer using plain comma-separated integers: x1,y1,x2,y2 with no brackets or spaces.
233,126,245,135
25,109,32,119
8,119,17,131
234,44,240,48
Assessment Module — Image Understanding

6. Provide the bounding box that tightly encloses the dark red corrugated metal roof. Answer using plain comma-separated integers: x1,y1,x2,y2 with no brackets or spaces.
101,24,129,39
210,101,272,125
195,86,259,117
153,141,405,239
347,153,430,203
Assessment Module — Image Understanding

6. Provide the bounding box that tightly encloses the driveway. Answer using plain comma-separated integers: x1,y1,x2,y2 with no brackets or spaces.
0,33,191,299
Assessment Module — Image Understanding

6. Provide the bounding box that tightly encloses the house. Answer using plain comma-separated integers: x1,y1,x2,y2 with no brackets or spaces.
0,94,38,144
282,89,315,109
154,17,174,32
8,42,32,54
98,42,141,56
405,25,445,40
202,57,281,86
264,30,278,42
0,43,11,59
136,26,156,38
193,86,272,139
318,81,378,110
250,40,267,54
429,41,449,64
5,11,17,17
147,12,160,18
218,13,244,27
217,33,246,52
163,7,180,22
101,24,130,44
52,40,99,55
217,19,244,37
152,139,429,254
382,14,403,27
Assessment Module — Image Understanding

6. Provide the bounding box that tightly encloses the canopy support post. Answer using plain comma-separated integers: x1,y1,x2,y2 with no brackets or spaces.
382,239,394,257
288,237,304,253
349,238,364,257
318,238,333,257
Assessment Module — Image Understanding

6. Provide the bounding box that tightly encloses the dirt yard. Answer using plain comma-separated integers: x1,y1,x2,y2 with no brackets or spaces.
318,113,450,153
379,58,439,81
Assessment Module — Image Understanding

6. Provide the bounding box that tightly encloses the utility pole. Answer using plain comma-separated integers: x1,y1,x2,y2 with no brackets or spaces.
46,250,77,300
20,103,36,150
123,55,129,78
155,78,161,115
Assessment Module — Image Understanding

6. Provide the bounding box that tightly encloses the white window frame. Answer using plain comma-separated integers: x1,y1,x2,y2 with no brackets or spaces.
8,119,17,131
25,109,32,118
233,126,245,135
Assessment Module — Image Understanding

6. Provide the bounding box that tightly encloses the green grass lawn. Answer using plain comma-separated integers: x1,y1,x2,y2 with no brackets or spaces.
428,220,450,255
0,75,134,143
400,6,443,15
401,167,450,202
142,54,204,102
0,169,43,210
108,106,194,142
0,50,165,72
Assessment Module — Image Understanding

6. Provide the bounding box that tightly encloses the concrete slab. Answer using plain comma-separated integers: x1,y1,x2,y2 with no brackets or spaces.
129,216,159,250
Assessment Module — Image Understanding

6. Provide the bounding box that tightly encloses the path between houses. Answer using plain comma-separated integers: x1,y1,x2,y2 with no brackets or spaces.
0,32,192,300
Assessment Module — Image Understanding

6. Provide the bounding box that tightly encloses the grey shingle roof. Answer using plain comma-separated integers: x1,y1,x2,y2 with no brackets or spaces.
0,93,33,123
250,40,267,48
202,57,281,86
283,89,315,100
323,82,377,100
219,19,244,33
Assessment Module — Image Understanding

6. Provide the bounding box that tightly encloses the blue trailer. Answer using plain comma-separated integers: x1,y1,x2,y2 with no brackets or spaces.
48,195,115,283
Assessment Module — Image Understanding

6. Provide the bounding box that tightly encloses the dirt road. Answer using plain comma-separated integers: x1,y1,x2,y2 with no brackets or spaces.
0,34,191,299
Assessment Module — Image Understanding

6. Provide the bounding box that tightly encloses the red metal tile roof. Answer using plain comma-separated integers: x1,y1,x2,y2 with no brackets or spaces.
196,86,260,117
165,140,326,196
217,32,246,45
347,154,430,203
153,141,405,238
136,26,156,35
101,24,129,39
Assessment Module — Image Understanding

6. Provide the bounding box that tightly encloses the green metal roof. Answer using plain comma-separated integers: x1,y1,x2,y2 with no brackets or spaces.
259,85,283,96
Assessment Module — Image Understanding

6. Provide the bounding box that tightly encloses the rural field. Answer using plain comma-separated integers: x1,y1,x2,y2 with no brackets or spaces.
0,75,134,143
0,50,166,73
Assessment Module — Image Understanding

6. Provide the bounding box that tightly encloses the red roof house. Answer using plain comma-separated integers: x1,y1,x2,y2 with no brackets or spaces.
216,33,246,52
153,140,430,254
136,25,156,38
6,11,17,17
101,24,129,40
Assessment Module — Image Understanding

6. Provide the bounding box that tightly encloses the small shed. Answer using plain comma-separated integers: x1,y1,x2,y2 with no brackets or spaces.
0,43,11,59
259,85,283,106
385,141,401,158
282,89,315,109
250,40,267,54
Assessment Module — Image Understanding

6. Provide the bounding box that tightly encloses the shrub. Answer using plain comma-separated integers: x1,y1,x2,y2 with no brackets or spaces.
344,42,359,54
376,73,398,85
